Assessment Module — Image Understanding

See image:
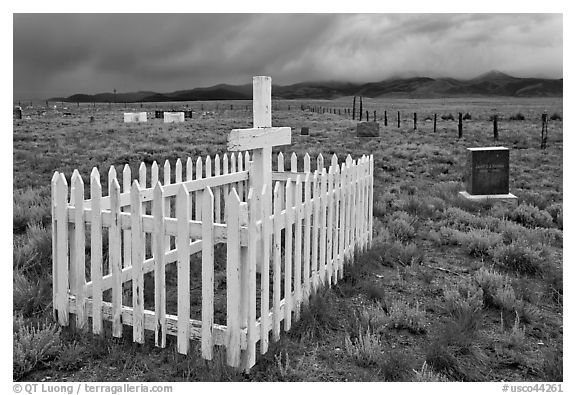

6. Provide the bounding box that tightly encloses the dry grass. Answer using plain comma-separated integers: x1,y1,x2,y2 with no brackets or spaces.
13,97,562,381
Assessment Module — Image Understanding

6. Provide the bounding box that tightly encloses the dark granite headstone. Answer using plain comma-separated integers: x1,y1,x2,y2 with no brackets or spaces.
465,147,509,195
15,107,22,119
356,122,380,137
301,127,309,135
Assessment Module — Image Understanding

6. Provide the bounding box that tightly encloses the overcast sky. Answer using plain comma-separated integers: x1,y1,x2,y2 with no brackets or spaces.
13,13,562,100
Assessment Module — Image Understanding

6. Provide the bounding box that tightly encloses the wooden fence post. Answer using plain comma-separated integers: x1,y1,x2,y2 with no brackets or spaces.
458,112,463,138
414,112,417,131
494,115,498,141
541,113,548,149
434,114,437,133
384,110,387,126
359,97,363,121
397,111,401,128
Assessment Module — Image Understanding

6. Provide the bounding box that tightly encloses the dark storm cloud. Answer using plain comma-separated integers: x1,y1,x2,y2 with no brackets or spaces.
13,13,562,100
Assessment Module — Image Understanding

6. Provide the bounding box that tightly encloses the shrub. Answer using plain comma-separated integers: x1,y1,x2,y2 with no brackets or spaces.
509,204,555,228
13,271,51,317
443,277,484,322
509,112,525,121
462,112,472,120
13,188,51,233
13,223,53,276
461,229,503,258
387,300,426,334
350,304,388,335
362,283,388,307
344,328,384,367
380,350,414,381
55,342,86,371
545,203,563,229
441,114,454,121
393,195,445,219
388,216,416,242
412,361,448,382
490,240,543,276
424,341,460,379
13,315,61,380
383,241,424,266
474,267,518,311
549,112,562,121
289,288,342,341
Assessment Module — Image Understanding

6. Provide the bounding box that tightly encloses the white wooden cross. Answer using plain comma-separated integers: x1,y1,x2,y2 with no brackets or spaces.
227,75,291,215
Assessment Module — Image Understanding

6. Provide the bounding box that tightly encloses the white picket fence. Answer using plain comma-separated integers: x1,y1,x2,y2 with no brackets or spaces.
51,151,373,372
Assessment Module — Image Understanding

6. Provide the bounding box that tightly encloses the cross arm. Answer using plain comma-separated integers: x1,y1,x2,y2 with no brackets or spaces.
227,127,291,151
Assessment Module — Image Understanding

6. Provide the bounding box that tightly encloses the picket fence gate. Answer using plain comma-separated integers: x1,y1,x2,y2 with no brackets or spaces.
51,150,373,372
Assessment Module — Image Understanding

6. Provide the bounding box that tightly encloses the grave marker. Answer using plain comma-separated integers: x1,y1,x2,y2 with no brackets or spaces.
301,127,309,136
459,147,517,202
124,112,147,123
356,122,379,137
227,76,292,272
164,112,185,123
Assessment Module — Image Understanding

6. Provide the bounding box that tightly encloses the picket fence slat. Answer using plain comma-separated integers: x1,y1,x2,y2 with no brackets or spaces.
311,171,320,293
202,186,214,360
284,179,293,331
215,154,222,223
302,172,311,304
244,187,259,371
260,183,271,355
164,160,171,251
226,188,241,367
123,165,132,270
72,171,87,330
51,172,59,321
272,182,282,341
319,169,327,286
109,174,123,338
90,168,103,334
153,182,166,348
55,174,69,326
176,184,191,354
326,167,334,286
131,180,145,344
293,175,303,320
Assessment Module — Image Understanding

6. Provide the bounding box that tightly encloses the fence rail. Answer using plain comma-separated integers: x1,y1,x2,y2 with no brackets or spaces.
52,151,373,372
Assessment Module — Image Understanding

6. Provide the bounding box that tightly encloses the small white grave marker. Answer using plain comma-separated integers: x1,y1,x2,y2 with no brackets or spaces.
164,112,185,123
124,112,148,123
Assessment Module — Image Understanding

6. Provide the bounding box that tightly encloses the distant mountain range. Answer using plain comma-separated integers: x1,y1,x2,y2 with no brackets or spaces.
50,71,562,102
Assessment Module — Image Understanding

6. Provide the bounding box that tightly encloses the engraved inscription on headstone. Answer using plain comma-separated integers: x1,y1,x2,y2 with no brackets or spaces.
465,147,509,195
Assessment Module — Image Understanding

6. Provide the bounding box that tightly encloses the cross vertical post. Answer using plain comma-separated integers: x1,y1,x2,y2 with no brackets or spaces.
228,77,292,263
